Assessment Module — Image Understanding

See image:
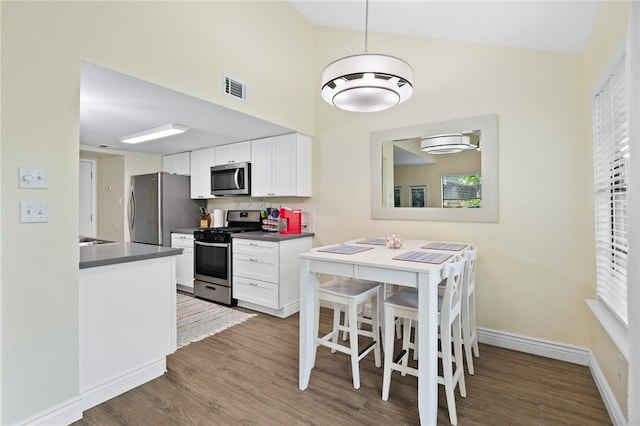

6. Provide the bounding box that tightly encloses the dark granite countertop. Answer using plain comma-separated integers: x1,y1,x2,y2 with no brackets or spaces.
232,231,315,242
80,242,183,269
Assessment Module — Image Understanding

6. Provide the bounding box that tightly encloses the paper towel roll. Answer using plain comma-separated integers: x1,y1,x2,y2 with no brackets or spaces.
211,209,225,228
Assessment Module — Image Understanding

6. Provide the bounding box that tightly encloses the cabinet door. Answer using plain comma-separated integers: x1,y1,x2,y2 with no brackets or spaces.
271,134,297,196
215,141,251,165
171,234,194,290
190,147,215,199
176,247,194,289
163,152,190,175
250,137,274,197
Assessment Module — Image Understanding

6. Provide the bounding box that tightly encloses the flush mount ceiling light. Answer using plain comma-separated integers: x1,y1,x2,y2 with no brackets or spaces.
320,0,413,113
119,123,189,144
421,133,479,154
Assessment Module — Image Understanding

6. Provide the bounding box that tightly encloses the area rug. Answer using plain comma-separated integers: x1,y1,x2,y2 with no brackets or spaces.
177,293,256,349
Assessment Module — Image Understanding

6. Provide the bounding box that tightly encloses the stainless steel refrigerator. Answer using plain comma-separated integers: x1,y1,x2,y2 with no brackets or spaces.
128,172,204,246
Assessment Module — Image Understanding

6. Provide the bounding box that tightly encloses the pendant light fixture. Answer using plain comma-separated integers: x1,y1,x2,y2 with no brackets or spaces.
421,132,479,154
320,0,413,112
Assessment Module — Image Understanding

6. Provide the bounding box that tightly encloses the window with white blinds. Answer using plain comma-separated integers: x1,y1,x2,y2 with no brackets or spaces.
592,55,629,327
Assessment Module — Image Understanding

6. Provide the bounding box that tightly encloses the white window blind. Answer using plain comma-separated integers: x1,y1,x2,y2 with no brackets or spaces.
592,56,629,327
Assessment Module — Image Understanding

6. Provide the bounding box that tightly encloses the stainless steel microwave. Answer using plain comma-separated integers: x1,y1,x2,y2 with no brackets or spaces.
210,162,251,196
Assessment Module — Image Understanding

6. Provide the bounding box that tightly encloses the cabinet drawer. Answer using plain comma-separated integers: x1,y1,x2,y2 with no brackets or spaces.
233,253,278,283
233,276,278,309
171,233,194,248
233,239,278,258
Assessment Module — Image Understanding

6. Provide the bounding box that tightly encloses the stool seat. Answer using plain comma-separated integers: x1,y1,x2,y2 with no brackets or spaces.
319,279,380,298
313,277,382,390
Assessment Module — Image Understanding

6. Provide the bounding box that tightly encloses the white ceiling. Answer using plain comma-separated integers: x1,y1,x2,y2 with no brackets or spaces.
79,62,292,156
80,1,602,156
288,0,602,54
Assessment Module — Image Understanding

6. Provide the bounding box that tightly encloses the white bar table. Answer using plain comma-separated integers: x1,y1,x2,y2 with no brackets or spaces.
298,239,467,425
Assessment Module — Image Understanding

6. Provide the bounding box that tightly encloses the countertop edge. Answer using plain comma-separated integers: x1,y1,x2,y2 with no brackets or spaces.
231,232,315,242
80,242,183,269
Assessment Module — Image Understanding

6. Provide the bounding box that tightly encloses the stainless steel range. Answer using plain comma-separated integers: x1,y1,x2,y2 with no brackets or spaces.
193,210,262,305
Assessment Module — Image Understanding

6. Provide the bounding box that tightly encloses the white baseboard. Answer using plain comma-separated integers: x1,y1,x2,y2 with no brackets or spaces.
237,300,299,318
14,396,82,426
478,327,623,425
80,358,167,412
477,327,591,365
15,360,167,425
589,352,628,426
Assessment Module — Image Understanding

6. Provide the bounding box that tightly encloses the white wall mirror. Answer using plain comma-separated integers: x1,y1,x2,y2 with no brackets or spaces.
371,114,498,222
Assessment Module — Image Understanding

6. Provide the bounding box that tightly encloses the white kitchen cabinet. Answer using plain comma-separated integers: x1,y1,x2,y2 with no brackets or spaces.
171,233,194,293
214,140,251,165
163,152,190,176
232,236,312,318
79,255,176,410
190,147,215,199
251,133,312,197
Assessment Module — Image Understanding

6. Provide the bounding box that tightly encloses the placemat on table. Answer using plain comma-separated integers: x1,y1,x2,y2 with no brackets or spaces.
393,251,452,264
355,238,387,246
317,245,374,255
421,242,468,251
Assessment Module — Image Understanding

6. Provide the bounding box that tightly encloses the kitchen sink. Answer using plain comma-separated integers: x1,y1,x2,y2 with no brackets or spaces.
79,237,116,247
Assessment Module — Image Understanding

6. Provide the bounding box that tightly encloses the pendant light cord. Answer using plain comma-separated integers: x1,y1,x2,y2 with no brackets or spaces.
364,0,369,53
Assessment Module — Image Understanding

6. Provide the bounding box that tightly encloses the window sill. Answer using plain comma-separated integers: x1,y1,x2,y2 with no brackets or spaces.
586,298,629,360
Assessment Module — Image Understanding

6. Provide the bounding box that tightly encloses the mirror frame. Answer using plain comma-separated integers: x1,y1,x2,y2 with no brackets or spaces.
371,114,498,222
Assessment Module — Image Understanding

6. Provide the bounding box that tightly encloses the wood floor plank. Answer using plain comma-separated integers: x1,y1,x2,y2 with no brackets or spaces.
73,307,611,425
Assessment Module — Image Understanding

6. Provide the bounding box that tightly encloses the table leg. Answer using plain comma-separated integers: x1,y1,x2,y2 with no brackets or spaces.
299,259,316,390
417,273,438,425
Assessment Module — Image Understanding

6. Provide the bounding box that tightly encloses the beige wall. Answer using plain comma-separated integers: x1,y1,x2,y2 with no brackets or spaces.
96,154,125,242
582,1,629,417
1,2,314,423
80,147,164,244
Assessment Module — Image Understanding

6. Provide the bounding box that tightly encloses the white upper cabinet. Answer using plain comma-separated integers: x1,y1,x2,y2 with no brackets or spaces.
214,141,251,165
251,133,312,197
190,147,215,199
163,152,190,176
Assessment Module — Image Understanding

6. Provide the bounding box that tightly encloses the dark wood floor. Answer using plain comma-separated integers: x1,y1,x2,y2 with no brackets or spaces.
74,307,611,425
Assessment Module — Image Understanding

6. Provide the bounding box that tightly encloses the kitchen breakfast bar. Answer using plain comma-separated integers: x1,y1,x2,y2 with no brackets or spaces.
79,242,181,411
298,239,469,425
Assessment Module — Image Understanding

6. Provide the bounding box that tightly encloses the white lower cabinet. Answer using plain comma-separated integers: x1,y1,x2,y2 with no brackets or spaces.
232,236,312,318
171,233,194,293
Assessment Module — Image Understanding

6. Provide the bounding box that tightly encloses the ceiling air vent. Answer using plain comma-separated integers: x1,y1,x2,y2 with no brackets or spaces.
223,75,247,101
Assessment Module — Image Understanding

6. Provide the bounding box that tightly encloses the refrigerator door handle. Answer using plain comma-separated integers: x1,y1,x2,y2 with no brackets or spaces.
157,175,163,245
128,185,135,234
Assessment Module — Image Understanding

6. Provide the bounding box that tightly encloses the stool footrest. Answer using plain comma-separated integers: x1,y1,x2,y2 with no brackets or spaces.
358,341,376,358
393,349,407,364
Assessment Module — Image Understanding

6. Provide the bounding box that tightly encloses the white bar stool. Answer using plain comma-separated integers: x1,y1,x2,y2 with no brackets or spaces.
381,258,467,425
461,247,479,375
313,277,382,389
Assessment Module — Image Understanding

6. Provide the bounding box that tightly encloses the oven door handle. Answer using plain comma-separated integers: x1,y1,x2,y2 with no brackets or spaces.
194,241,228,248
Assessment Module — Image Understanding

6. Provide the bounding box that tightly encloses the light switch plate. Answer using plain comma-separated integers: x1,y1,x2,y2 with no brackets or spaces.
20,202,49,223
19,167,48,189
